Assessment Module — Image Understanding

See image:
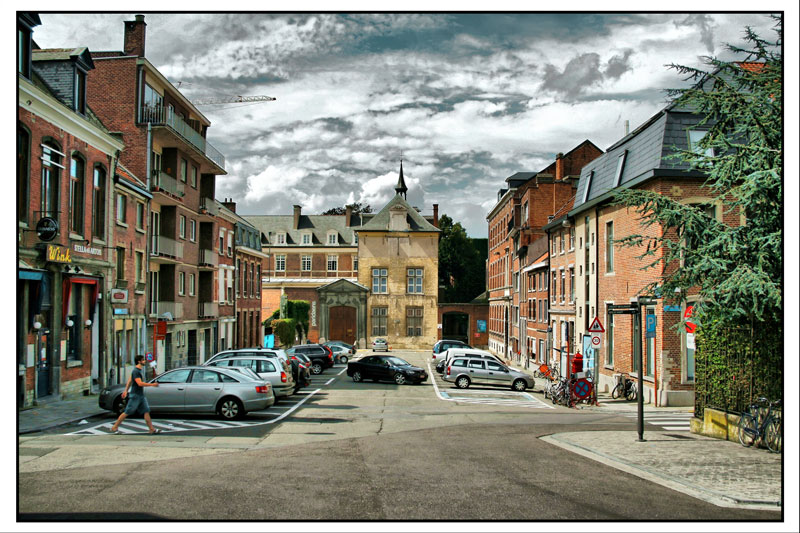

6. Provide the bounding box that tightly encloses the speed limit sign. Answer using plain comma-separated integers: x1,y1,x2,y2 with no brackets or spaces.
591,334,602,347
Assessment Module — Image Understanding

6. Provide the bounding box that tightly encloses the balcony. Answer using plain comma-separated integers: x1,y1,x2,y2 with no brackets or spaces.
140,105,225,170
150,301,183,320
199,248,218,268
151,170,185,201
199,302,218,318
150,235,184,262
199,197,220,217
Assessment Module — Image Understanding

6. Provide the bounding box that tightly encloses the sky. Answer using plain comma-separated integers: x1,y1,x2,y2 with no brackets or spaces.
30,11,783,238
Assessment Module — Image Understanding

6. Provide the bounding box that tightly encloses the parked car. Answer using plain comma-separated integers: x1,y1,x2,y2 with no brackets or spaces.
285,344,334,375
326,344,351,364
206,348,290,370
99,366,274,420
286,351,312,392
347,355,427,385
432,339,471,362
443,357,534,392
323,340,356,355
204,355,295,401
371,338,390,352
436,348,503,374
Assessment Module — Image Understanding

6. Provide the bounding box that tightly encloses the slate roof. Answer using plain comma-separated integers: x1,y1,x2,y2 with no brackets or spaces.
243,213,360,246
358,194,440,233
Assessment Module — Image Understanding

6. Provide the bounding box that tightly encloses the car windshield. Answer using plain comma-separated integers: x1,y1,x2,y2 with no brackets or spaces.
386,357,410,366
374,339,386,344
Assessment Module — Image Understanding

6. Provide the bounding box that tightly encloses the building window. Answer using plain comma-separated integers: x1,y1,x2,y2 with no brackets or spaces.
560,269,565,302
18,128,30,223
569,268,575,302
371,307,387,336
243,263,249,297
275,233,286,245
74,69,86,114
605,221,614,273
327,255,338,272
116,247,126,280
353,255,358,271
301,255,311,271
180,158,187,183
68,154,85,234
179,215,186,239
41,142,64,218
327,232,338,245
606,310,614,366
191,166,197,188
189,273,195,296
688,130,715,158
275,255,286,272
179,272,185,295
559,231,565,254
136,202,145,231
406,307,423,336
551,271,556,302
372,268,388,293
354,234,358,244
582,170,594,204
532,298,536,321
302,233,311,245
115,193,127,224
219,233,224,253
250,263,255,296
135,251,144,283
256,266,261,296
569,227,575,250
235,259,240,296
18,24,31,77
227,232,233,256
407,268,423,294
190,219,196,242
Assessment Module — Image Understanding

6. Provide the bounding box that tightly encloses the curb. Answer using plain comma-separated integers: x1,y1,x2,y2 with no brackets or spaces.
19,410,107,435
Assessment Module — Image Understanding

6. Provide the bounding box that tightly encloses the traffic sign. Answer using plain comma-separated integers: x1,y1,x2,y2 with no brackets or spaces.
145,352,154,362
591,334,602,347
587,317,605,333
573,378,592,399
646,314,657,338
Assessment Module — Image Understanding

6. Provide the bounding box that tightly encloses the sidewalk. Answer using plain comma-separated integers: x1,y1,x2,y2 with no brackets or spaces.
18,394,105,435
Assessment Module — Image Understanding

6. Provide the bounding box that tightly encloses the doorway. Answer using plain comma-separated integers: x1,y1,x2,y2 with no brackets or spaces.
329,306,356,345
442,312,469,344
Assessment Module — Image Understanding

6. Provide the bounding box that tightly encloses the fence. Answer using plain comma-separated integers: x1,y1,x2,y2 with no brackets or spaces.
694,321,783,419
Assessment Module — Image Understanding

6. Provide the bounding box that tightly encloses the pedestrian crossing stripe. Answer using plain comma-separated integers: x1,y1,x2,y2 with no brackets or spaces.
622,412,693,431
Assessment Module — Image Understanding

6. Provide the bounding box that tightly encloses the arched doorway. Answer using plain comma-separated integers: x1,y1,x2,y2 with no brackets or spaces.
442,311,469,344
329,305,356,345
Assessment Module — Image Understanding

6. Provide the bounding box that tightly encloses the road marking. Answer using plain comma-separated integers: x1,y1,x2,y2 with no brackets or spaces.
325,378,335,385
622,412,693,431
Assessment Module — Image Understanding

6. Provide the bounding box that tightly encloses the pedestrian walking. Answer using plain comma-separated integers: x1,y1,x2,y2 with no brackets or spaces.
110,354,161,435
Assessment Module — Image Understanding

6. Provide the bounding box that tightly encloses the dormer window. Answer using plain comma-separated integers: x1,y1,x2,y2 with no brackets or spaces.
74,68,87,114
276,232,286,245
327,232,338,245
301,232,312,245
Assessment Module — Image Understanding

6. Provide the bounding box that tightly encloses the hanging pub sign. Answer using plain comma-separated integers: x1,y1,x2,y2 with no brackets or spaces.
46,244,71,264
36,217,59,242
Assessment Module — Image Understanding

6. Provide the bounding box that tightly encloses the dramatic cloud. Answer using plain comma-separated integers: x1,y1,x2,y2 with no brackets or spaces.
34,12,779,238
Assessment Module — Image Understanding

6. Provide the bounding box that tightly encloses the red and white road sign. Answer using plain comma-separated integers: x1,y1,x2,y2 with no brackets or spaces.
591,334,602,347
588,317,605,333
684,305,696,333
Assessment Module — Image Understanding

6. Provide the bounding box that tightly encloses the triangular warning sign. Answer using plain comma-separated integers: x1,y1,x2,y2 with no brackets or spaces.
588,317,605,333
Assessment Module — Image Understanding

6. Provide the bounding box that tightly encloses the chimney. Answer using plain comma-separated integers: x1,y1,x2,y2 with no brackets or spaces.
344,205,352,227
222,198,236,213
432,204,439,228
625,120,630,136
555,152,565,181
293,205,301,230
124,15,147,58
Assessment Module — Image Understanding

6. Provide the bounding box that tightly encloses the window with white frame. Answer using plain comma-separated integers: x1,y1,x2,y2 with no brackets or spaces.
178,271,185,295
353,255,358,271
407,268,423,294
327,255,338,271
327,232,338,245
372,268,388,293
179,215,186,239
301,255,311,271
189,273,195,296
275,254,286,272
605,221,614,273
116,193,127,224
302,232,311,245
276,233,286,245
190,219,196,242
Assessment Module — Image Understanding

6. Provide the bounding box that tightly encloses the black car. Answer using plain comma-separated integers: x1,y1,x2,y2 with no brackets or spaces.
286,344,334,375
347,355,428,385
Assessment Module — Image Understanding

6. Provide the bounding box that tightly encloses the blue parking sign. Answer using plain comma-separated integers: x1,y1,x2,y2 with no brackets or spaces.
646,314,657,339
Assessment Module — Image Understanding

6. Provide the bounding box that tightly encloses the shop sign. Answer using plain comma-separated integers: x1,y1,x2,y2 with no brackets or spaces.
73,243,102,256
46,244,71,264
113,308,129,315
110,288,129,304
36,217,59,242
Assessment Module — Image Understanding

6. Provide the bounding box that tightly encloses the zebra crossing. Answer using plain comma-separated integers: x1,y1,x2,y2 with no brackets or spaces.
66,365,351,435
622,411,694,432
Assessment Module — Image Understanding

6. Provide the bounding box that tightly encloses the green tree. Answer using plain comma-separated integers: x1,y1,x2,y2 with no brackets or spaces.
287,300,310,343
438,214,486,303
613,19,782,326
321,202,373,215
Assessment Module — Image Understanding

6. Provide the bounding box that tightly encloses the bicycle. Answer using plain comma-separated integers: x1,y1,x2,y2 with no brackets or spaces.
611,376,637,401
738,398,782,453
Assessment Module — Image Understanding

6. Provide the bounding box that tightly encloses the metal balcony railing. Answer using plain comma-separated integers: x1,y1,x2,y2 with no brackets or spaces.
151,170,185,198
199,248,218,267
199,197,220,216
139,105,226,170
151,235,184,259
199,302,218,318
150,301,183,319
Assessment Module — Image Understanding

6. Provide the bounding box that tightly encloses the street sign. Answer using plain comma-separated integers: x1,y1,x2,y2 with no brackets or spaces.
684,305,696,333
591,334,602,347
573,378,592,399
587,317,605,333
145,352,154,362
646,314,657,339
608,305,638,314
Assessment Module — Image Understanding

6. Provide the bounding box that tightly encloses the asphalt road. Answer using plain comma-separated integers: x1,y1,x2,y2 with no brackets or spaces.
18,350,779,521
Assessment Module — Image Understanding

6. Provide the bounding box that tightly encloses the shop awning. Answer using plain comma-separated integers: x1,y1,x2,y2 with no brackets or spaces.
62,276,100,321
18,270,45,281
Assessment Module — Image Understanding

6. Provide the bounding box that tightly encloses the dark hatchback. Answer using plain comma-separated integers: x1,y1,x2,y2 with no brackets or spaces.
347,355,428,385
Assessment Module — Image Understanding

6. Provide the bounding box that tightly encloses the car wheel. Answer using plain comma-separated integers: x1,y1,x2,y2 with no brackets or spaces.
455,376,470,389
339,355,348,364
311,362,323,375
352,371,363,382
512,379,527,392
394,372,407,385
112,396,127,416
217,397,245,420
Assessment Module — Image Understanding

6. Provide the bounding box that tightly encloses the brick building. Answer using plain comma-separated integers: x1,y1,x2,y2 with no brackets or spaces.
18,13,126,405
84,15,227,371
570,102,731,406
215,202,237,351
520,239,549,370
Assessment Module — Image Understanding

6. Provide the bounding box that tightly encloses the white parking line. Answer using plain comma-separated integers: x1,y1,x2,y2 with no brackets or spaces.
325,378,335,385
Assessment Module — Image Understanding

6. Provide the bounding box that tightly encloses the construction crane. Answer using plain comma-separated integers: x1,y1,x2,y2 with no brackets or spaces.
190,95,276,106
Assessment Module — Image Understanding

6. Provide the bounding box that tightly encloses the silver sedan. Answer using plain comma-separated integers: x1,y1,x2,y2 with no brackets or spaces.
443,357,535,392
98,366,275,420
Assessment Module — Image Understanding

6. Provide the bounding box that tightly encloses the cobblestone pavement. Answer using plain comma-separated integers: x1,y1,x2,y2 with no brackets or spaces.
542,430,782,511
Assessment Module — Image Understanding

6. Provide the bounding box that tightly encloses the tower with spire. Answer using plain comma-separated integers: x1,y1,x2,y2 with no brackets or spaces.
395,159,408,199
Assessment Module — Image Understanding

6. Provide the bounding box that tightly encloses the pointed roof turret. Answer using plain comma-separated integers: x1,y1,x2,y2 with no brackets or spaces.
395,159,408,199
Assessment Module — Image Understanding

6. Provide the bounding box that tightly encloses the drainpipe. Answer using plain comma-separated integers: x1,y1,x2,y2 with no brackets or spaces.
144,121,152,379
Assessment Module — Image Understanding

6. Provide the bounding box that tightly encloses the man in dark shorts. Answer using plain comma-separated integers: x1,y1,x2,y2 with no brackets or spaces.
110,354,161,434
